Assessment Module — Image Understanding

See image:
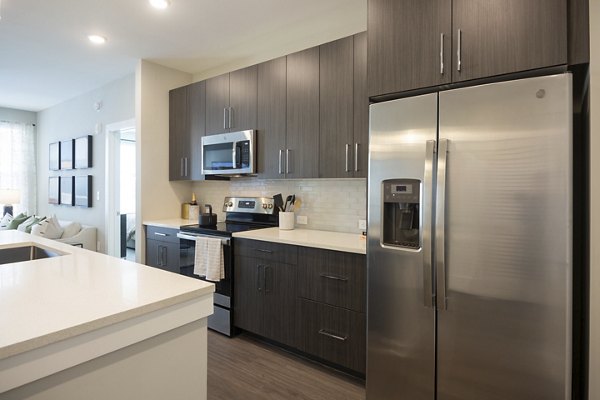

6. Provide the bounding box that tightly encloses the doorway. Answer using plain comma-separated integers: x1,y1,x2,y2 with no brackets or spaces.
105,119,136,260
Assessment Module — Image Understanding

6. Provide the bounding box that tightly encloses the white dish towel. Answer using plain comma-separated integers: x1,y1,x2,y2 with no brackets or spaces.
193,236,224,282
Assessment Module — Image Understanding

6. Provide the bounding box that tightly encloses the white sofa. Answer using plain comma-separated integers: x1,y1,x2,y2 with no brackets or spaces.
54,220,97,251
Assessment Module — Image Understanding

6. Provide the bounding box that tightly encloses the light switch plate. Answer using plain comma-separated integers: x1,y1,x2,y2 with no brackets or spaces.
296,215,308,225
358,219,367,230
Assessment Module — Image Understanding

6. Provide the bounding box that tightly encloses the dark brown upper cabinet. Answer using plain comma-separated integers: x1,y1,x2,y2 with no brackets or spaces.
353,32,368,178
286,47,320,179
319,36,354,178
368,0,452,97
205,66,258,135
368,0,567,97
169,81,206,181
257,57,287,179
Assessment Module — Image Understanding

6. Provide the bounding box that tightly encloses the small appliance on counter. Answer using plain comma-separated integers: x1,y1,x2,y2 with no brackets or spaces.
177,197,279,336
199,204,217,227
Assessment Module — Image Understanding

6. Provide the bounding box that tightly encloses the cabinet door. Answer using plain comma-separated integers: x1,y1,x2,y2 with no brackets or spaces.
145,239,179,274
206,73,230,135
319,36,354,178
263,262,297,348
233,256,263,335
169,86,188,181
229,65,257,132
145,238,161,268
368,0,451,97
188,81,206,180
353,32,368,178
452,0,567,83
286,47,320,179
257,57,287,179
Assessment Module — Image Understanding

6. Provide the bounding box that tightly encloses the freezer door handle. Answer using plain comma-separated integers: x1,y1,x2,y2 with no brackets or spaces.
435,138,449,310
423,140,436,308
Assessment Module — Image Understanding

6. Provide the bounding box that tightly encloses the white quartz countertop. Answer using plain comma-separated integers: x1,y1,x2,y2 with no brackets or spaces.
233,227,366,254
0,230,214,360
143,218,199,230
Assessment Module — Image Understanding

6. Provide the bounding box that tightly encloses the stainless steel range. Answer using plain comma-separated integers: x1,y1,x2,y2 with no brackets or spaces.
177,197,278,336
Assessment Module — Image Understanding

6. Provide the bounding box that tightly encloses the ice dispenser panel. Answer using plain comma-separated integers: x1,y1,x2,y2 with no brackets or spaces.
382,179,420,249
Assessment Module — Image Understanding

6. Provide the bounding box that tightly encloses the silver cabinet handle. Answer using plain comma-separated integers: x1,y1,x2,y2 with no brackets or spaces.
223,107,227,129
423,140,436,309
254,248,273,254
345,144,350,172
457,29,462,72
154,232,168,237
318,329,348,342
354,143,359,172
440,33,445,75
184,157,188,177
180,158,184,177
435,139,449,310
228,107,233,129
320,273,348,282
278,149,283,174
286,149,290,174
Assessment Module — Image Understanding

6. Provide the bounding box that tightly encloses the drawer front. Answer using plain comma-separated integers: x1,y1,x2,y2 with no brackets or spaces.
297,298,366,374
234,238,298,265
146,225,180,244
298,248,366,312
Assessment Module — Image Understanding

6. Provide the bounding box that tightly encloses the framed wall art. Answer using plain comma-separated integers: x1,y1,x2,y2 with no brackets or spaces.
49,142,60,171
48,177,60,204
74,175,92,207
60,176,74,206
60,139,74,170
74,135,93,169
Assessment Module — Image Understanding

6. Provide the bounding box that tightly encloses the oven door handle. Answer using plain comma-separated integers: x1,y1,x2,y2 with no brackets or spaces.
177,232,231,246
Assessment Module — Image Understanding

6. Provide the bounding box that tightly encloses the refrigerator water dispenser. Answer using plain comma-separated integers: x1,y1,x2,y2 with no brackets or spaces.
382,179,420,249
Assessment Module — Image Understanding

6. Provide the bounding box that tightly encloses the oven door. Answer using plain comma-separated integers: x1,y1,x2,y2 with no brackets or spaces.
178,232,234,336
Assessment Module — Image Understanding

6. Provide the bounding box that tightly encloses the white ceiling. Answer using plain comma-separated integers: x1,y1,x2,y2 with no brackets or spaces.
0,0,366,112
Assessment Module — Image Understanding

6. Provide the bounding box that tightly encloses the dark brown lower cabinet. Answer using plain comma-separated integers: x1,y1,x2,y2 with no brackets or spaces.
234,254,297,348
145,226,180,274
297,298,366,374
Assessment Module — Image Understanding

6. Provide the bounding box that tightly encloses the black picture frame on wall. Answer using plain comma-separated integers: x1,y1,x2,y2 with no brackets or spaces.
74,135,93,169
48,177,60,204
74,175,92,207
60,176,74,206
49,142,60,171
60,140,74,170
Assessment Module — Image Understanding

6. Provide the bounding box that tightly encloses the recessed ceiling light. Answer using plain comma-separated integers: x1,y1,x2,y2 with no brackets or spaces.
88,35,107,45
149,0,170,9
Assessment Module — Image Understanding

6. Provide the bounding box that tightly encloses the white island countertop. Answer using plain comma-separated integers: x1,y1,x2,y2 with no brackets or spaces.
233,227,366,254
0,230,214,394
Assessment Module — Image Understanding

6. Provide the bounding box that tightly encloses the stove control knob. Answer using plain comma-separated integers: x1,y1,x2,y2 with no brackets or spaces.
226,202,233,207
267,204,273,209
262,204,268,209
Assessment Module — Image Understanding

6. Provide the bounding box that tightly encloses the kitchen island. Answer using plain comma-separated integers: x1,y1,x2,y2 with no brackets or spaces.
0,230,214,399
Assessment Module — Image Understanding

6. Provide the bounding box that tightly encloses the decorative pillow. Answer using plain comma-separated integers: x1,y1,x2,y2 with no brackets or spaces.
61,222,81,238
0,213,13,228
35,215,64,239
17,216,37,232
7,213,28,230
23,216,46,234
30,223,44,236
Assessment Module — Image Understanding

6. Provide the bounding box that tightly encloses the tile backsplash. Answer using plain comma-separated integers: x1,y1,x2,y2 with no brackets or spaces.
190,178,366,233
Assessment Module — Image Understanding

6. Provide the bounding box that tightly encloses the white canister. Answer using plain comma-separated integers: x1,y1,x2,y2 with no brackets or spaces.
188,205,200,221
279,212,295,230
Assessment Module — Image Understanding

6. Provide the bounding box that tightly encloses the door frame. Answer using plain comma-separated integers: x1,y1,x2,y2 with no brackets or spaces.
105,118,136,258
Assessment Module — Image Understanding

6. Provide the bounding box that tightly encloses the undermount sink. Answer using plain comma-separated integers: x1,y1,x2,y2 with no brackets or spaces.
0,245,64,265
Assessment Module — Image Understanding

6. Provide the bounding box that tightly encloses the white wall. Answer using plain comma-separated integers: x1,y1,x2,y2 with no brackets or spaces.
136,60,192,262
589,0,599,397
0,107,37,125
37,74,135,252
190,178,366,233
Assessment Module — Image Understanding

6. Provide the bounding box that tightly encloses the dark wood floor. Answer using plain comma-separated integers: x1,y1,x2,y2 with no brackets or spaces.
207,331,366,400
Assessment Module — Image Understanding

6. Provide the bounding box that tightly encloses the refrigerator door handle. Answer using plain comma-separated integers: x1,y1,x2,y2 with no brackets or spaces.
423,140,436,308
435,138,449,310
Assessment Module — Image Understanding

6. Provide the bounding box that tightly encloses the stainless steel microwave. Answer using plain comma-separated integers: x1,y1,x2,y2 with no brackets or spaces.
201,130,256,176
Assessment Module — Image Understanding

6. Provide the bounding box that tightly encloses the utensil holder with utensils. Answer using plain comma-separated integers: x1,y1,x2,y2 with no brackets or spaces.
279,212,295,230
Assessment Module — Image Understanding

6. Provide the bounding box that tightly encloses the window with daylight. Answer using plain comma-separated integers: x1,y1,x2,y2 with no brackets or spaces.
0,121,36,215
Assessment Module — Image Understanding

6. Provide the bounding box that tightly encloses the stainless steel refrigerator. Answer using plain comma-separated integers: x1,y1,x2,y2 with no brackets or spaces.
367,74,572,400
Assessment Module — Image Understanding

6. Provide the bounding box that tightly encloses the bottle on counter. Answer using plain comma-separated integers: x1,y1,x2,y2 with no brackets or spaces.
189,192,200,220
